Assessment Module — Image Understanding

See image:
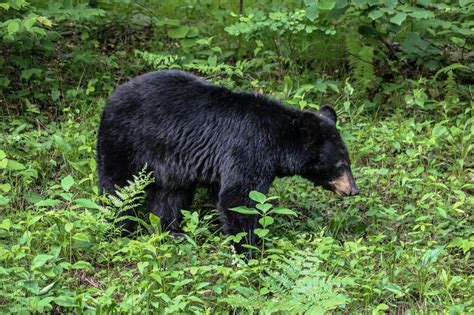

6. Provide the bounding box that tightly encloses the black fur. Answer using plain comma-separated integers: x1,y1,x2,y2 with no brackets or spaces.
97,70,357,249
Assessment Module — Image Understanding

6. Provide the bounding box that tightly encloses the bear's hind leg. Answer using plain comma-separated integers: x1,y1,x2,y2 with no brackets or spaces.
149,186,196,233
97,145,137,232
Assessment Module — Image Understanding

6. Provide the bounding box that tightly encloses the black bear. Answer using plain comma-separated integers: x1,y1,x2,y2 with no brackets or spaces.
97,70,358,246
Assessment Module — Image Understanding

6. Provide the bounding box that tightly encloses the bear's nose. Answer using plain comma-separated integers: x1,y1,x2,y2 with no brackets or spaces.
349,186,359,196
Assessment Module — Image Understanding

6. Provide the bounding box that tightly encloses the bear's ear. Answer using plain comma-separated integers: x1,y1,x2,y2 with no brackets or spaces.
299,111,320,144
317,105,337,123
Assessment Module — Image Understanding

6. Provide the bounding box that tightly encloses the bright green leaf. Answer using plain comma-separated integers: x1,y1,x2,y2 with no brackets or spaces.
7,20,20,36
230,206,259,215
258,216,274,227
249,191,266,203
167,26,189,39
368,10,384,20
37,16,52,27
385,283,405,297
65,222,73,233
318,0,336,10
254,228,269,238
74,198,99,209
6,159,25,170
31,254,54,270
149,212,161,233
36,199,62,207
0,195,9,206
0,183,11,192
72,261,93,271
305,4,319,20
61,175,75,192
138,261,149,274
437,207,447,218
180,38,197,49
39,282,56,295
72,232,90,243
256,203,272,212
0,218,12,230
390,12,407,25
54,296,77,307
270,208,298,217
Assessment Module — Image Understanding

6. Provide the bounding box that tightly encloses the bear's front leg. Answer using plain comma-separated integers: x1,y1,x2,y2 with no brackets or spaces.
217,181,271,253
148,186,196,233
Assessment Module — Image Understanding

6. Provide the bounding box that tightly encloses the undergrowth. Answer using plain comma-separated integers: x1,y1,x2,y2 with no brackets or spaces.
1,0,473,313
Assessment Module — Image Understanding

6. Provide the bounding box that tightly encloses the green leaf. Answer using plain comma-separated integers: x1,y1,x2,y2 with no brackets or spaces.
0,218,12,230
180,38,197,49
138,261,149,274
53,134,71,152
72,261,93,271
408,9,434,19
437,207,447,219
270,207,298,217
207,55,217,67
37,16,52,27
39,282,56,295
21,68,42,80
254,228,269,238
9,0,28,10
31,254,54,270
305,4,320,20
0,3,10,10
0,195,9,206
65,222,73,233
258,216,274,227
167,26,189,39
385,283,405,297
318,0,336,10
249,191,266,203
368,10,384,20
459,0,473,6
421,247,444,266
432,124,448,138
61,175,75,192
187,26,199,37
74,198,99,209
0,183,11,192
72,232,90,243
36,199,62,207
230,206,259,215
256,203,272,212
390,12,407,25
6,159,25,170
149,212,161,233
54,296,77,307
7,20,20,36
0,150,5,160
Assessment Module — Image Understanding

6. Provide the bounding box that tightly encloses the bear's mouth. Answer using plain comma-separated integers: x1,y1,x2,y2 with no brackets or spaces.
328,172,359,196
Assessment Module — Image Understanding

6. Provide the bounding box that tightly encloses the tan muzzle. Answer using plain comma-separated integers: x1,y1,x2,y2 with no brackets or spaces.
329,172,359,196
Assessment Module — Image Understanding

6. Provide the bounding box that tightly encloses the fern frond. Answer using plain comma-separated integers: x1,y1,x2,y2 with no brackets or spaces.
346,32,376,93
101,167,154,219
444,70,458,104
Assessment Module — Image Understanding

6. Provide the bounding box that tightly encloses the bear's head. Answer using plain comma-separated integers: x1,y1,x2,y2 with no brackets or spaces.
299,105,359,197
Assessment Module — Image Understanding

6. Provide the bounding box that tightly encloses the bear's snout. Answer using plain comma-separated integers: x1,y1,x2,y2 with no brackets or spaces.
329,172,359,197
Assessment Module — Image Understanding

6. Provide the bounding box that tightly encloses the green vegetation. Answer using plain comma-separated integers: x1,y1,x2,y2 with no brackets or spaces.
1,0,473,313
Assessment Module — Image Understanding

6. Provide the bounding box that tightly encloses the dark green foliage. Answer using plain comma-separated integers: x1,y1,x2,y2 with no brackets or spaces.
0,0,473,313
